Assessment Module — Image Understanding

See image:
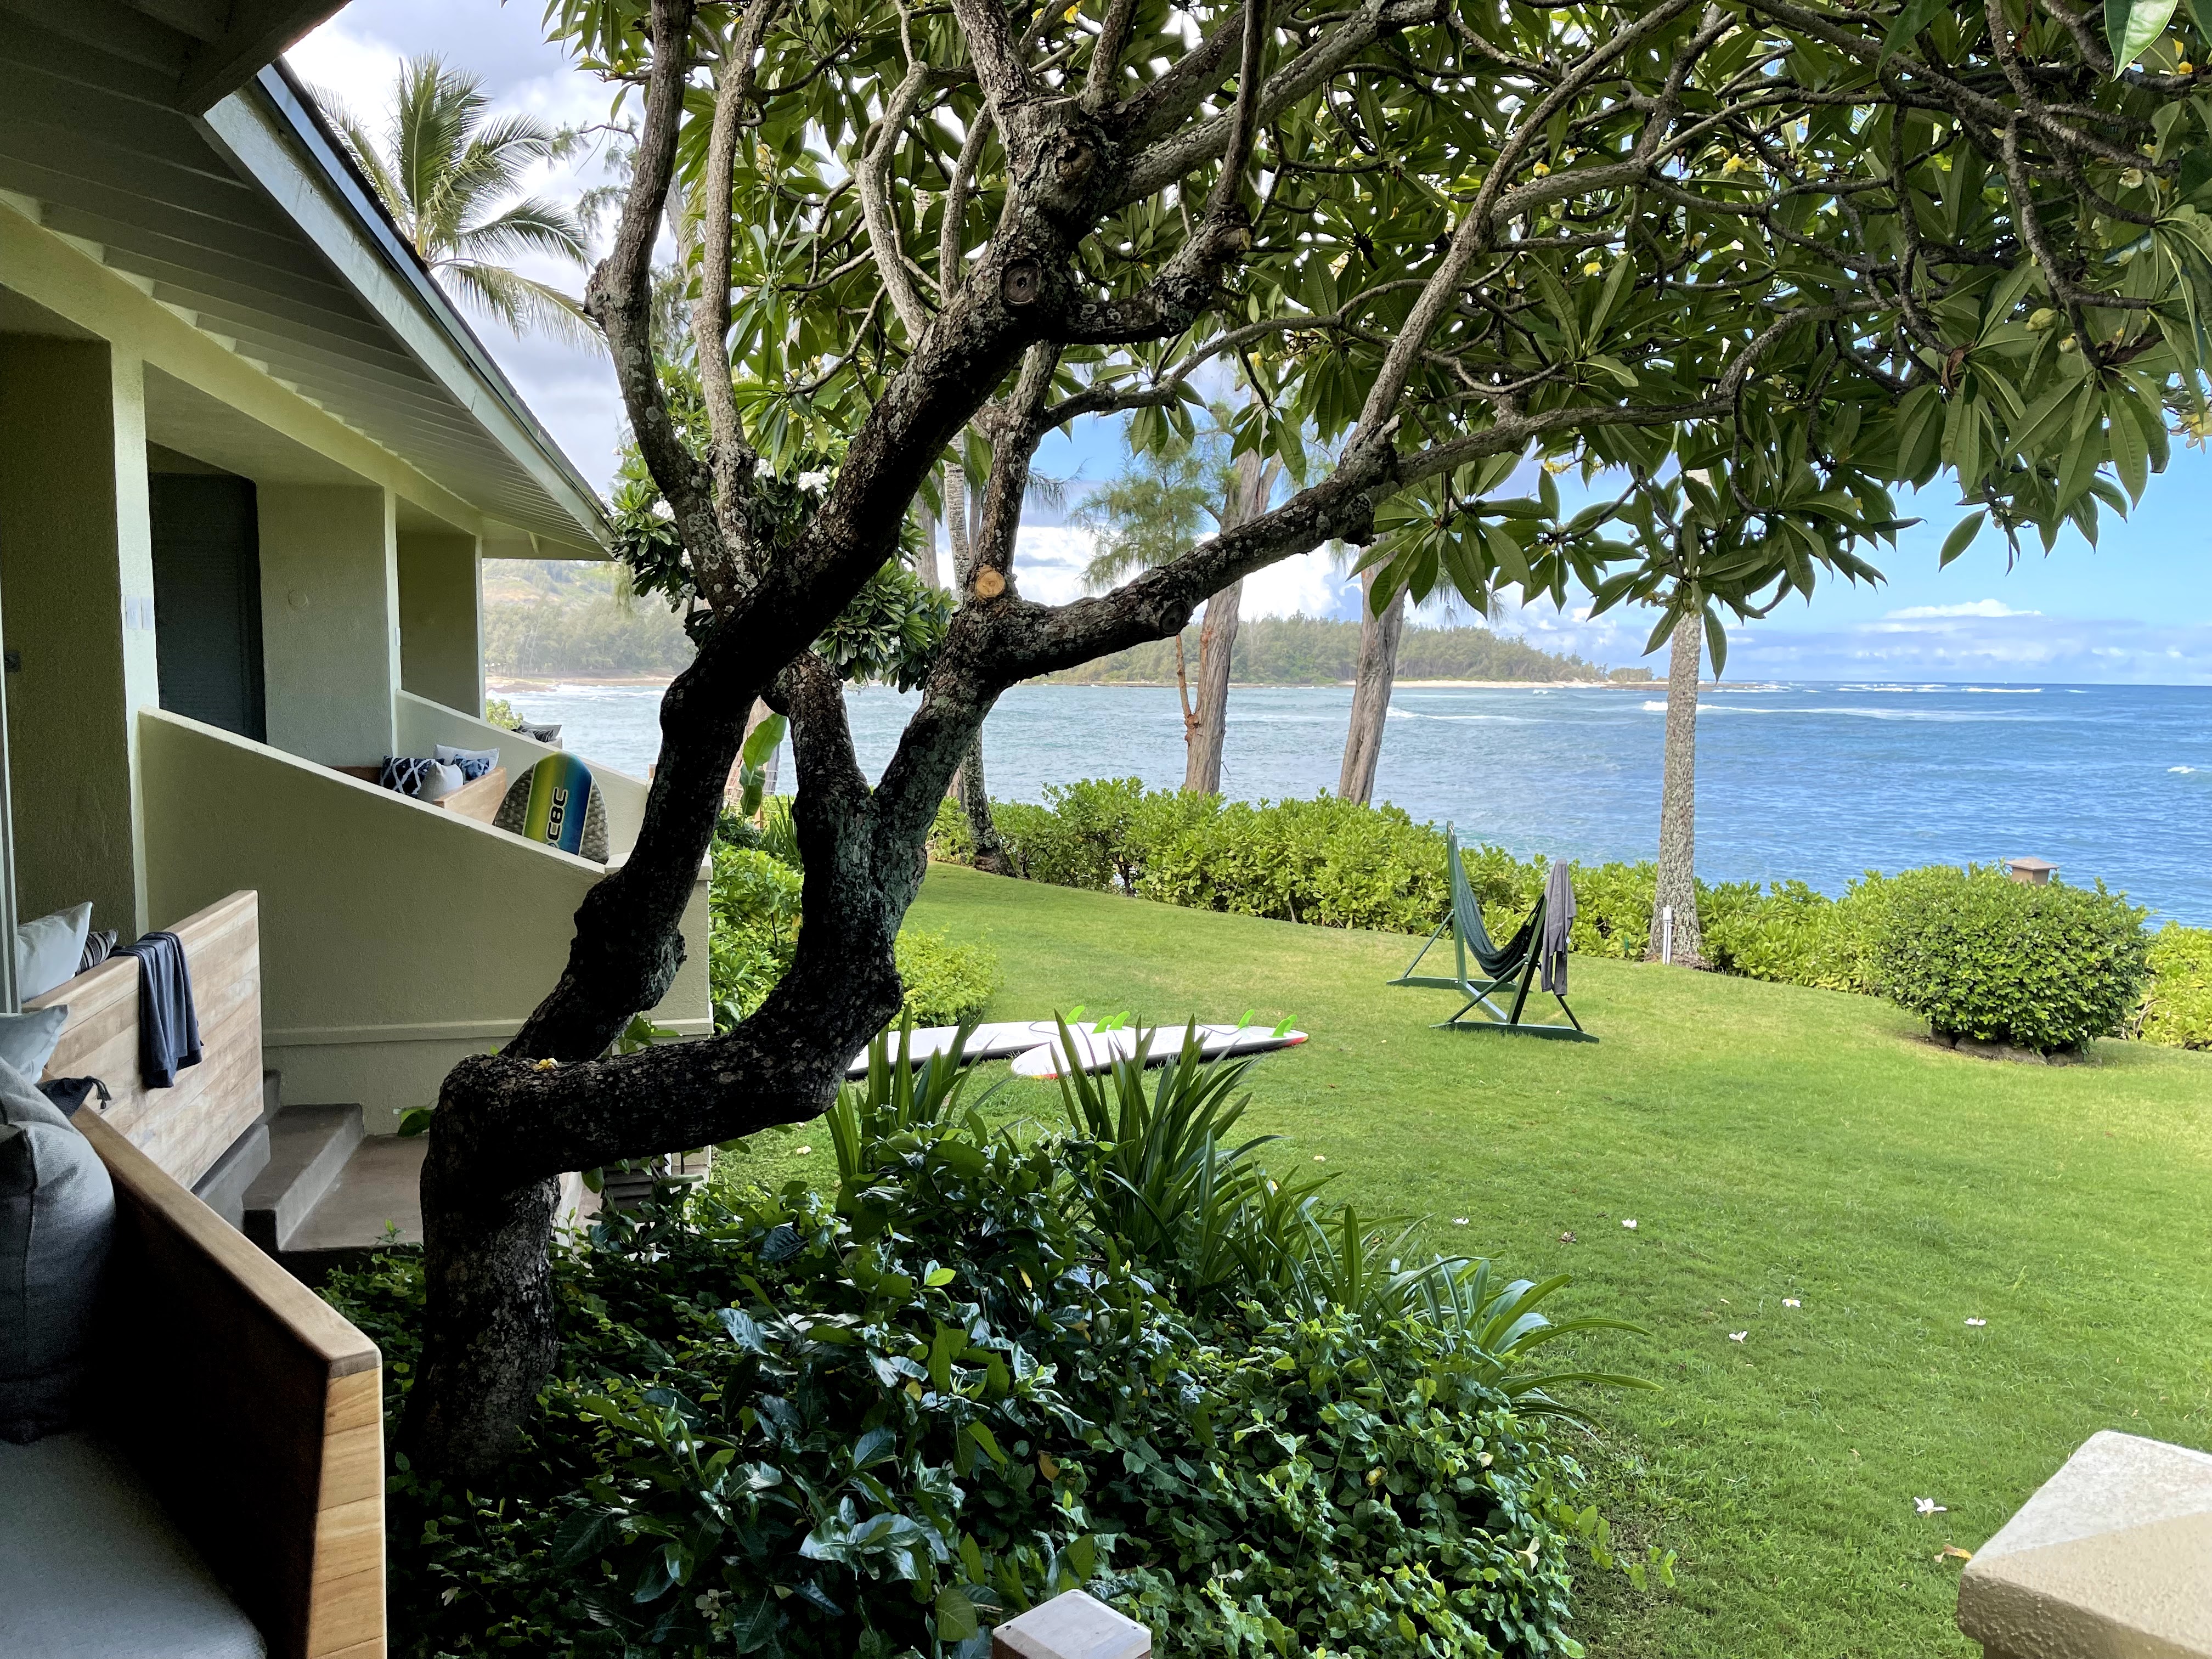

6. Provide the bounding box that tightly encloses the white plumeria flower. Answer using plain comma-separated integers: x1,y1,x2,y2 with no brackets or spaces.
1966,1317,1987,1327
1313,1154,1327,1162
796,469,831,493
1728,1331,1747,1342
1916,1498,1947,1515
1783,1298,1801,1308
794,1144,812,1155
1452,1217,1470,1226
650,499,674,519
1622,1218,1638,1229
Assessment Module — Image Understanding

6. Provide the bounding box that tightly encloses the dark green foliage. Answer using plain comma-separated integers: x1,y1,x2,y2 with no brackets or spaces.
1870,866,2150,1052
1039,620,1628,687
330,1036,1635,1659
2136,923,2212,1048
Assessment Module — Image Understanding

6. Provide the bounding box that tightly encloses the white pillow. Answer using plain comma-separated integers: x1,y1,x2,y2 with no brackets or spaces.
0,1005,70,1077
16,905,92,1002
434,743,500,778
415,761,467,803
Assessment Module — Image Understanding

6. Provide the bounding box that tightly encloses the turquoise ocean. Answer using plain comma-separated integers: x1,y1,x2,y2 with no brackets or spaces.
500,680,2212,926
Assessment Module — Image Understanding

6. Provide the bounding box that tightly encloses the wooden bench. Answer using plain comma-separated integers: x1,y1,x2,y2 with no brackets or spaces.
30,890,263,1187
80,1110,386,1659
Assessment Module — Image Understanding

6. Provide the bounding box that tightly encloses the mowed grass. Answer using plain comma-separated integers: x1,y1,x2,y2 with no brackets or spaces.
743,864,2212,1658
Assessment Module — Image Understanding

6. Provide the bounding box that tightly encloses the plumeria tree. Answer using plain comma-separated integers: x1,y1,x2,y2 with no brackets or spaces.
402,0,2212,1476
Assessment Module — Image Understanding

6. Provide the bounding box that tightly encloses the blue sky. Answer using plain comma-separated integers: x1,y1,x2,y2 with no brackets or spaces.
294,1,2212,684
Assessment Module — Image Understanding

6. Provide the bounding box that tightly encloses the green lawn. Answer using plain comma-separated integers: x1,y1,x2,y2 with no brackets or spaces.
750,864,2212,1657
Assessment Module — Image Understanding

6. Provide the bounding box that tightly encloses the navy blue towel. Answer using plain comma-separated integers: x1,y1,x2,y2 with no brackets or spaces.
112,932,202,1088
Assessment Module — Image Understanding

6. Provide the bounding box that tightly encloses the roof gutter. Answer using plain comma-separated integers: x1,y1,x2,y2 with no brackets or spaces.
246,59,612,549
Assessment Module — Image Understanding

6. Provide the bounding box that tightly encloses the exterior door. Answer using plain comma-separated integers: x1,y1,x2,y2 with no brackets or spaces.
150,472,266,742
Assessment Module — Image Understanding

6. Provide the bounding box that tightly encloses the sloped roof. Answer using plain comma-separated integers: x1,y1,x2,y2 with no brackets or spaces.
0,7,608,554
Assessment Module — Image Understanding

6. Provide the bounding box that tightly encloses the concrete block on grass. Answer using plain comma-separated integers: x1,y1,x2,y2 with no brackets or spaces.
1958,1430,2212,1657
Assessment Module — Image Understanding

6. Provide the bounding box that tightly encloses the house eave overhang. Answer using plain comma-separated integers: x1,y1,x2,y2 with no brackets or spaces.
202,64,611,554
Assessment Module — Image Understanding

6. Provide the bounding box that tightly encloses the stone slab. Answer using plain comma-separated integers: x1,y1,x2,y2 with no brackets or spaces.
1959,1430,2212,1658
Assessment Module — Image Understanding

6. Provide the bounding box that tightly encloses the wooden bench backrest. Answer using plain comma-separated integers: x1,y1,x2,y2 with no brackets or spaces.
30,890,263,1188
82,1109,386,1659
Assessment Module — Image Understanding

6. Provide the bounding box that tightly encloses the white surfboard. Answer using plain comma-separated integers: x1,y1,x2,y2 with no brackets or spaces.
844,1020,1085,1077
1009,1023,1307,1080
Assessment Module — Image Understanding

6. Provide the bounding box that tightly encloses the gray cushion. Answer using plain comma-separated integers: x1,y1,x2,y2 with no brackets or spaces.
0,1430,265,1657
0,1005,70,1078
17,902,91,1002
0,1057,112,1442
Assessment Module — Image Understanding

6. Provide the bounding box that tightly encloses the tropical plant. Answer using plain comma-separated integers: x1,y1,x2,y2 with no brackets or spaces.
401,0,2212,1479
323,56,595,342
333,1022,1645,1656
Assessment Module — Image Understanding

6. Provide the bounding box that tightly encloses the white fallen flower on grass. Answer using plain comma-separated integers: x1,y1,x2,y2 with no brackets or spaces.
1783,1298,1801,1308
1728,1331,1747,1342
1452,1217,1470,1226
1622,1218,1638,1229
1966,1317,1987,1327
794,1145,812,1155
1916,1498,1947,1515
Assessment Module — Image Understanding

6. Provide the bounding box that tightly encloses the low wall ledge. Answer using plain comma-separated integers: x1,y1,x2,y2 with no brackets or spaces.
1959,1429,2212,1658
992,1590,1151,1659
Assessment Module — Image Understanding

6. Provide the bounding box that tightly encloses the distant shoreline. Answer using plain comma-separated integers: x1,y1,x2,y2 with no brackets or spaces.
490,673,1656,693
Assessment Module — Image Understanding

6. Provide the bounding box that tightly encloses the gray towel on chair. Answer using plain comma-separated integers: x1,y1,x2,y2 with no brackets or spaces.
1539,859,1575,994
111,933,201,1089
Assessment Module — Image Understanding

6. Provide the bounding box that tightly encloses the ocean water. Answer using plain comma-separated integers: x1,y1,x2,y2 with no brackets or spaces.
498,680,2212,925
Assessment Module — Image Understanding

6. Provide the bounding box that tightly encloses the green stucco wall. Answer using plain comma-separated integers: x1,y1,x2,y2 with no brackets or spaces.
258,483,399,765
0,336,155,937
397,530,482,716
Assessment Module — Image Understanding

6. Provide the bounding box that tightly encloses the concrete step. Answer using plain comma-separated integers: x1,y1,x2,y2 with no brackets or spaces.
190,1120,270,1230
275,1135,429,1284
241,1104,363,1254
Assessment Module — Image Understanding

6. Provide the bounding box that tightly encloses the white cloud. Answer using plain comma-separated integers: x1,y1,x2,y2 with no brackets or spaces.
1011,524,1098,605
1882,600,2042,620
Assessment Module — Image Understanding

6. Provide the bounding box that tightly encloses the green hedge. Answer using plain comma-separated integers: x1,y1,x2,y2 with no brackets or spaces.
710,840,1000,1030
934,783,2199,1051
2138,922,2212,1048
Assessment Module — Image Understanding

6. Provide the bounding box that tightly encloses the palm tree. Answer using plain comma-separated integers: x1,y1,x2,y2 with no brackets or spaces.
1079,422,1275,792
324,57,595,343
1650,606,1706,967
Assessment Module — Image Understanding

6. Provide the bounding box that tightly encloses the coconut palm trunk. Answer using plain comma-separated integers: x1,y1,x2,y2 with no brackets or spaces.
1338,567,1408,805
1186,454,1277,793
1650,610,1706,966
942,462,1008,872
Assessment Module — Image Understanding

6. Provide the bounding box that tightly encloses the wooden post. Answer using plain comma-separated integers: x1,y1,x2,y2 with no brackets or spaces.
992,1590,1151,1659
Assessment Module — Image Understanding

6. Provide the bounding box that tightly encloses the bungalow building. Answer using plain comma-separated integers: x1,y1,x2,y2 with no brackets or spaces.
0,2,708,1247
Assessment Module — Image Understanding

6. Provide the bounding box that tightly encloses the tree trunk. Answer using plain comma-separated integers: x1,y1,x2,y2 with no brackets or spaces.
1186,453,1273,794
942,460,1010,872
1650,610,1706,966
1338,568,1407,805
1184,580,1238,793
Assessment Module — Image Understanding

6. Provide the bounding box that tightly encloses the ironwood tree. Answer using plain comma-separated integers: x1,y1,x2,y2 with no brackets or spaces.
402,0,2212,1476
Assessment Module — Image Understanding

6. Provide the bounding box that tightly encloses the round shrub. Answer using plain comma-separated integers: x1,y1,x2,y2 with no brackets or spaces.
894,928,1000,1025
1872,866,2148,1052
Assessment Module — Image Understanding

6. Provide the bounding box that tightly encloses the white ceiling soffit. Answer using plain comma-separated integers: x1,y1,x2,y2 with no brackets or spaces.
0,10,610,555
